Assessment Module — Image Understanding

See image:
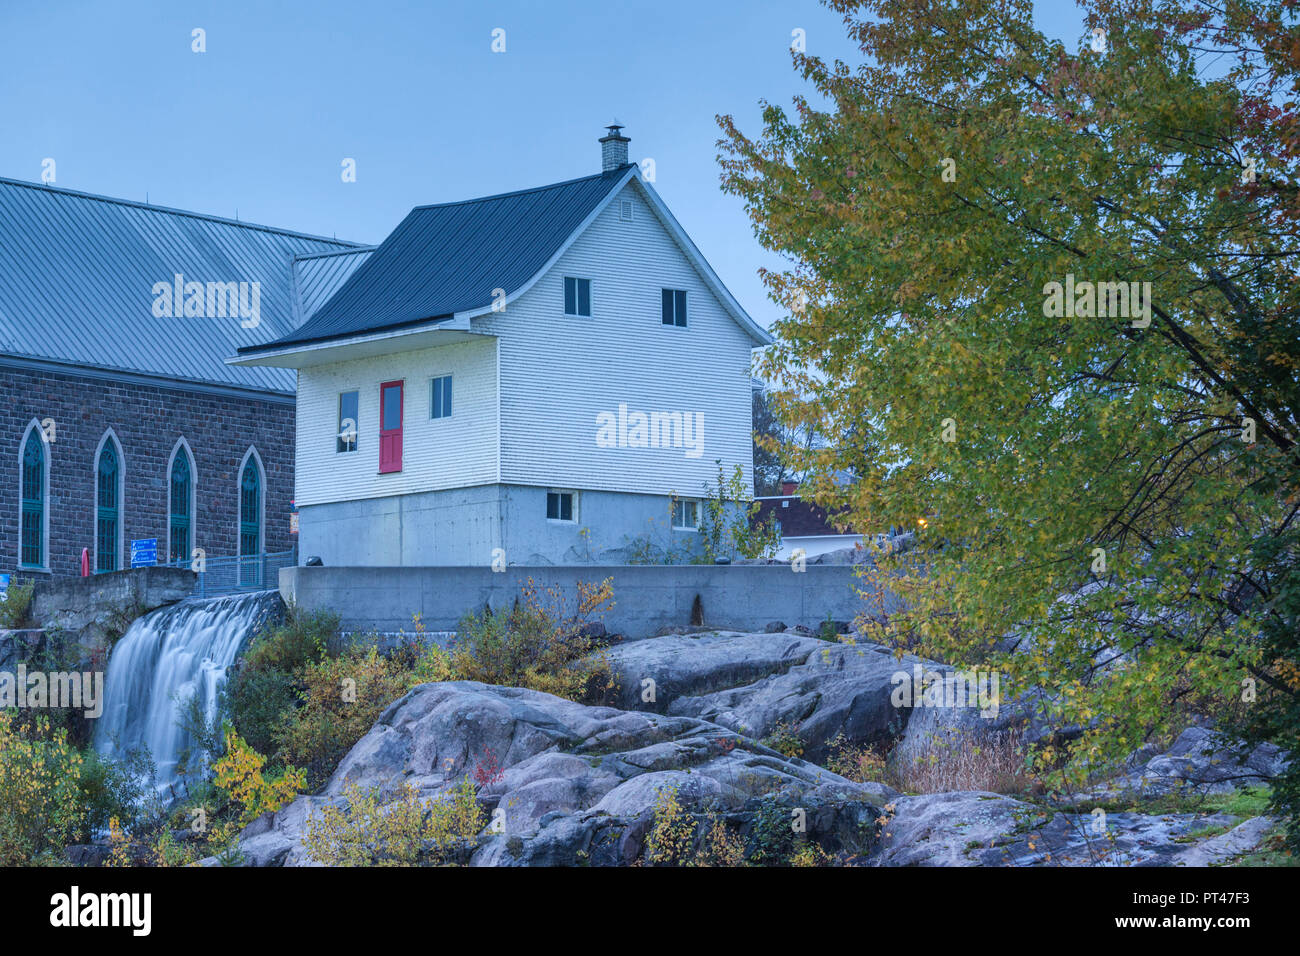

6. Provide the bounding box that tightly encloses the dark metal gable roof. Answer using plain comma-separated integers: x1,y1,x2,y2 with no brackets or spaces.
0,176,360,393
247,165,636,351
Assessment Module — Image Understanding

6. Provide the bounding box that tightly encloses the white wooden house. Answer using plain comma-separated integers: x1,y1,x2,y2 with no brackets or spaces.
231,126,771,565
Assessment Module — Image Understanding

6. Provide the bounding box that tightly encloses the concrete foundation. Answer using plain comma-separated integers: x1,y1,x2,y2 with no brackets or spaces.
297,484,734,567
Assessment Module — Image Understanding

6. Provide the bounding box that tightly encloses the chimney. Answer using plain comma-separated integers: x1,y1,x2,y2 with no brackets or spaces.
599,123,630,172
781,481,798,497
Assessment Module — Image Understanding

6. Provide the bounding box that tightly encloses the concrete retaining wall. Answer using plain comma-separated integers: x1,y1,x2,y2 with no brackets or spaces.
279,564,899,637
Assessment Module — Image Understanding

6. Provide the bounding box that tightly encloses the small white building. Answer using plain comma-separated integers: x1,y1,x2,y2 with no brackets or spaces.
231,126,771,566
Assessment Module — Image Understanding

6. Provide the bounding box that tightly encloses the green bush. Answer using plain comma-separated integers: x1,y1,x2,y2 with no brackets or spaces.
0,577,35,629
223,605,334,754
0,714,85,864
75,746,159,840
448,579,617,702
303,778,484,866
274,646,414,790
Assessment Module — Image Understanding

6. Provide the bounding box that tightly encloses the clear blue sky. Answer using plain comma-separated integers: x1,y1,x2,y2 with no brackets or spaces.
1,1,1081,331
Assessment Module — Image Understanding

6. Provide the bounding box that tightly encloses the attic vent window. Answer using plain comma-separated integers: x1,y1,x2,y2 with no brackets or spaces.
620,199,634,222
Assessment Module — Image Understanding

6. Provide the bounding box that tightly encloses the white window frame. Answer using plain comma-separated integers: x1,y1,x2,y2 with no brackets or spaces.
337,389,360,453
430,374,453,420
546,489,578,523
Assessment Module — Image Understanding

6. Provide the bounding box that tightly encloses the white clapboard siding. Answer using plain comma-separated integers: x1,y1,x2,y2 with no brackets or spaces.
293,336,498,506
475,180,755,499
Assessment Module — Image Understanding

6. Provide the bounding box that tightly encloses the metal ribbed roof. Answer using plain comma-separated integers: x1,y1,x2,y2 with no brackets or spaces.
292,247,375,323
247,165,635,352
0,177,361,393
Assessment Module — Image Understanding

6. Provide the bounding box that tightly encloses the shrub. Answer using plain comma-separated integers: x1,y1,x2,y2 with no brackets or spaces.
0,714,84,864
448,579,617,702
761,721,805,760
698,461,781,563
75,745,159,839
0,577,35,629
211,726,304,827
644,785,696,866
274,645,413,790
303,778,484,866
824,733,888,784
223,605,335,754
695,811,747,867
895,728,1037,796
747,794,799,865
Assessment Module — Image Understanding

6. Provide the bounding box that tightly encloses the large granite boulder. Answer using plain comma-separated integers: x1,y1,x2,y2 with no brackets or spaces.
668,643,940,763
600,630,825,712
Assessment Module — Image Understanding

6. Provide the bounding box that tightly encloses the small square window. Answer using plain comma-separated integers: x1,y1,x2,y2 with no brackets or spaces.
564,277,592,317
431,375,452,419
546,490,576,522
661,288,687,327
337,390,359,452
672,499,699,530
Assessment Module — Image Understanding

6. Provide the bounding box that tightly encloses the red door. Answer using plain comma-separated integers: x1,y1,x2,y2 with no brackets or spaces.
379,380,403,473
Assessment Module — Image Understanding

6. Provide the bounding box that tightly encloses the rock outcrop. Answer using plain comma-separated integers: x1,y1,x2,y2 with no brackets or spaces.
224,628,1287,868
236,680,895,867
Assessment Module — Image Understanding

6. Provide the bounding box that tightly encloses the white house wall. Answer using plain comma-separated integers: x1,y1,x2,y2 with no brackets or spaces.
475,179,756,500
293,336,498,507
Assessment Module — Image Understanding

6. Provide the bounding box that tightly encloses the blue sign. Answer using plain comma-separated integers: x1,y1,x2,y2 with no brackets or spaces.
130,538,158,568
0,573,9,602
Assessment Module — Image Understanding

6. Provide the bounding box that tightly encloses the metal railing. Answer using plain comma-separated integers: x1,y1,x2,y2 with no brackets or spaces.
164,549,296,598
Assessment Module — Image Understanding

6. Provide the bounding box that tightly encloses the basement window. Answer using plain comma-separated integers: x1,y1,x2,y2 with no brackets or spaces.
672,498,699,531
564,277,592,317
546,490,576,522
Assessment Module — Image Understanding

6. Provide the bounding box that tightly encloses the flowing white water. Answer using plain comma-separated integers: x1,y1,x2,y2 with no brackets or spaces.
95,591,282,798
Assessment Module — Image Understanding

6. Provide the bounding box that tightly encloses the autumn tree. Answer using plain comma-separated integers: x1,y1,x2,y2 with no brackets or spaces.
720,0,1300,841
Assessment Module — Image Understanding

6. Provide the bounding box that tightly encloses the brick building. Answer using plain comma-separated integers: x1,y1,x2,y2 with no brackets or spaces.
0,177,366,579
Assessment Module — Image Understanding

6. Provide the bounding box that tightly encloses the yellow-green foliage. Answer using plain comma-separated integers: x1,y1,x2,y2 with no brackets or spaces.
449,578,617,702
761,721,805,760
274,645,413,790
695,812,747,867
790,843,833,867
644,785,696,866
0,577,35,629
698,462,780,563
0,713,84,864
824,732,888,784
303,778,484,866
211,727,304,827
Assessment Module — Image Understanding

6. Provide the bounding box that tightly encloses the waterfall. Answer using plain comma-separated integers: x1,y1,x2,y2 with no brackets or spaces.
95,590,283,798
